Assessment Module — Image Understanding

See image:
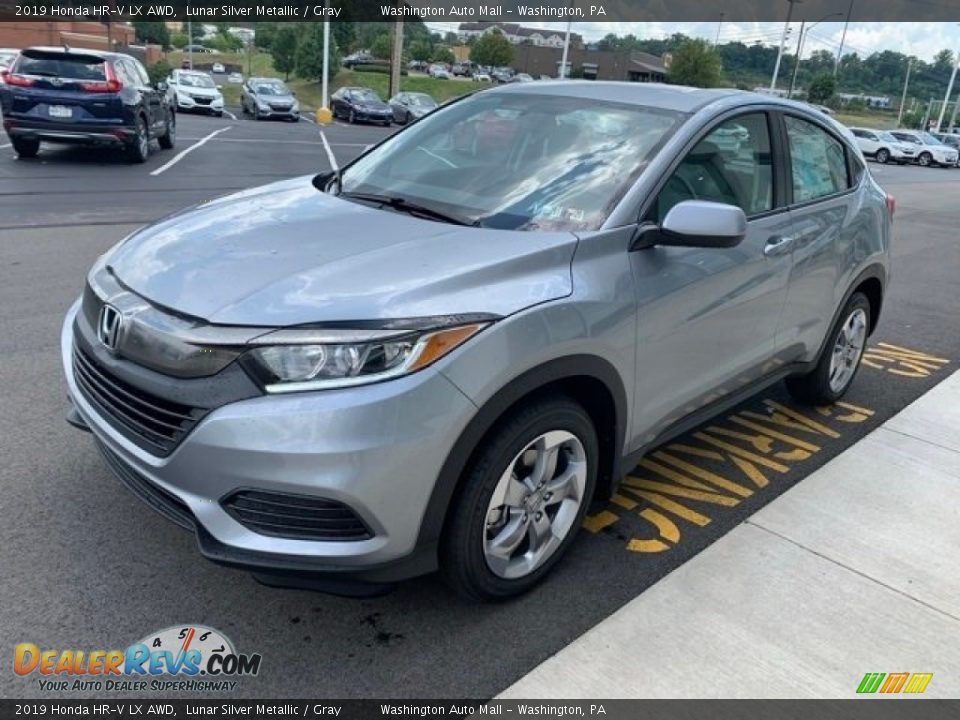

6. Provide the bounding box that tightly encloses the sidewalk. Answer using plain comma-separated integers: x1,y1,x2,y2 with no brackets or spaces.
500,370,960,699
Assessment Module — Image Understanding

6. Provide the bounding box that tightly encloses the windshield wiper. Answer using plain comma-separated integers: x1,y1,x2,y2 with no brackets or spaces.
338,191,473,226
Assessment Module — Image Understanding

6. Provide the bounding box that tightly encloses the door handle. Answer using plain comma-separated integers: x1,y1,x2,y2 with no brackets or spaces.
763,235,794,257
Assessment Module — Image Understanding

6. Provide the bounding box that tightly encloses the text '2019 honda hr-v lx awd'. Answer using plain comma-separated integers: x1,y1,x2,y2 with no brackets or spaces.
63,82,892,601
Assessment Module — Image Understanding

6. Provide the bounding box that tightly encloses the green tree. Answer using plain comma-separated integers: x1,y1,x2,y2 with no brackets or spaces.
170,32,189,50
294,23,340,84
146,59,172,86
210,33,242,53
667,39,722,88
469,32,512,68
807,72,837,105
180,22,205,41
271,25,298,80
433,47,455,65
409,40,432,62
255,22,278,50
370,33,393,60
132,21,170,49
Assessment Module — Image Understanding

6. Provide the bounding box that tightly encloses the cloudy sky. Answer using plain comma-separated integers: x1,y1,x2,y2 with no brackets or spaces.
426,22,960,62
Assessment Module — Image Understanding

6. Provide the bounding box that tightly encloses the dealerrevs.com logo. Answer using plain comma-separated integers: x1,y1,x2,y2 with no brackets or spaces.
14,625,262,692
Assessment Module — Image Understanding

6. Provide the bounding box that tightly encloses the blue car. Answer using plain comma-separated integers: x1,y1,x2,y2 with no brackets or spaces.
0,46,176,163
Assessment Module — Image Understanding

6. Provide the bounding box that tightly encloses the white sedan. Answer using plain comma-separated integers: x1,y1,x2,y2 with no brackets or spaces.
212,62,225,74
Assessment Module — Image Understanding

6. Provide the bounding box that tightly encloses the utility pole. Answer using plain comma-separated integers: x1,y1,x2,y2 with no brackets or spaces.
559,20,572,78
922,97,933,131
897,58,913,127
715,13,724,46
188,20,193,70
788,21,805,98
389,20,403,99
771,0,801,92
321,0,330,111
936,48,960,131
835,0,854,76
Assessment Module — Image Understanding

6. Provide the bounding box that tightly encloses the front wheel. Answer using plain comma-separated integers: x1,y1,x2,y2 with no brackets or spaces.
786,292,871,405
11,137,40,158
875,148,890,164
126,116,149,163
440,396,598,601
918,152,932,167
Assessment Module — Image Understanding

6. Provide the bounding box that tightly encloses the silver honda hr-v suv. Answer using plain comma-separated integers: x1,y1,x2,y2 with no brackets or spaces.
63,82,892,600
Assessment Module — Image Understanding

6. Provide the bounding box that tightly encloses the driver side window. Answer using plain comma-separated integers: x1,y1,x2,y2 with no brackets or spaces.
652,113,773,223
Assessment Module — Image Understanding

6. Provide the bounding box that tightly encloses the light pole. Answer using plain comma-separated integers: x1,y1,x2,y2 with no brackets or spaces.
788,13,842,99
936,48,960,131
559,20,572,79
771,0,802,92
321,0,330,112
715,13,724,46
834,0,855,76
187,20,193,70
897,58,913,127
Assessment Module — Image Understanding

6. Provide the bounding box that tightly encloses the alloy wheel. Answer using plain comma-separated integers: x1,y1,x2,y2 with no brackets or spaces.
828,308,868,394
483,430,587,579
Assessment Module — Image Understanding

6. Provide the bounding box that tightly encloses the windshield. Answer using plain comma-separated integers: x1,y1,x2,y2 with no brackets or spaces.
350,89,381,103
877,131,899,143
255,82,290,96
409,94,436,107
919,132,943,145
339,93,684,232
178,73,215,88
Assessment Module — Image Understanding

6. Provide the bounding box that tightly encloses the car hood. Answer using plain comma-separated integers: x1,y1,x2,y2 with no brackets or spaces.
179,85,219,97
258,93,295,103
358,101,390,111
107,176,577,326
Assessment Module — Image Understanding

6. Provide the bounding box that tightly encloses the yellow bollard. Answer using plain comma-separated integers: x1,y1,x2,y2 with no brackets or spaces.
315,107,333,125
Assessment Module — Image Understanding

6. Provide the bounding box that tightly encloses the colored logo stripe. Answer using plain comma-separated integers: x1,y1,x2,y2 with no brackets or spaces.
857,672,932,694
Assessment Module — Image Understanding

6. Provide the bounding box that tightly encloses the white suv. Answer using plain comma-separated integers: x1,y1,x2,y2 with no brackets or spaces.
849,127,916,165
890,130,959,167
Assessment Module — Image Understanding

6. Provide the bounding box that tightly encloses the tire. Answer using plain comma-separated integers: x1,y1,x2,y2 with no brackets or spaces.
440,396,598,602
214,111,223,118
126,116,149,164
11,137,40,158
875,148,889,164
785,292,871,405
918,152,932,167
157,110,175,150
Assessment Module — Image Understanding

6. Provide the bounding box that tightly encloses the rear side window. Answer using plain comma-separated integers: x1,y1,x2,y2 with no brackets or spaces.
15,51,105,81
785,115,849,203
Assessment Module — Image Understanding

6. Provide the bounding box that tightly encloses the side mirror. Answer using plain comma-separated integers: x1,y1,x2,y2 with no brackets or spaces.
632,200,747,251
154,81,167,92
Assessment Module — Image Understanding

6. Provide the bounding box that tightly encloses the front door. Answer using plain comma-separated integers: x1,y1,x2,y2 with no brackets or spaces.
629,111,794,446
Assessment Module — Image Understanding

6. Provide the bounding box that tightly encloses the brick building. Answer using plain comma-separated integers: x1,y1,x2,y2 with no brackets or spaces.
508,45,667,82
0,21,137,54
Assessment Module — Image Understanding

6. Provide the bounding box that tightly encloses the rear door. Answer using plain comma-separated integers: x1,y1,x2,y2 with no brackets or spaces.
122,57,163,134
7,49,123,126
630,111,795,438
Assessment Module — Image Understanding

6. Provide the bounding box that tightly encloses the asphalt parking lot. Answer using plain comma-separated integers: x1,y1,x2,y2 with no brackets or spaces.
1,114,958,699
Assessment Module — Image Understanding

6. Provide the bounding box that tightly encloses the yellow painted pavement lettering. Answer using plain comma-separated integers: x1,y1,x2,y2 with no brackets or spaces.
903,673,934,694
695,431,791,472
704,425,813,462
815,401,875,423
862,342,949,378
760,400,842,439
626,508,679,553
582,510,620,534
623,475,741,507
610,493,638,510
647,451,754,498
727,416,821,452
621,488,712,527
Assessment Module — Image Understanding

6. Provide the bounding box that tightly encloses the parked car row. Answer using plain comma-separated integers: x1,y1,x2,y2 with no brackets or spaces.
850,126,959,167
331,86,441,126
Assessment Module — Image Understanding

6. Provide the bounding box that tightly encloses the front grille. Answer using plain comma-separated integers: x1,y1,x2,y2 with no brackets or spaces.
269,103,291,111
73,345,204,456
96,440,194,531
193,96,213,105
223,490,372,541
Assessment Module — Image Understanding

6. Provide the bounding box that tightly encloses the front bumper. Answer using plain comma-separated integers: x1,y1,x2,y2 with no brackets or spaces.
177,95,224,113
61,298,477,588
255,106,299,119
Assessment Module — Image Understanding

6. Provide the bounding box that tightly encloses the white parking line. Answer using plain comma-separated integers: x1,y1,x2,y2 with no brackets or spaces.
222,109,237,120
300,113,316,124
319,129,338,171
150,126,232,176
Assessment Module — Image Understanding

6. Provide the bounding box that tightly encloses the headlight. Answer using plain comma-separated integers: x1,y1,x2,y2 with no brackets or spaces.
291,101,300,112
245,323,488,393
257,101,270,111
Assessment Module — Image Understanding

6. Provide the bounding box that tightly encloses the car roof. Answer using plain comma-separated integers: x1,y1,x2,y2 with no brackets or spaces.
486,81,748,113
21,45,122,60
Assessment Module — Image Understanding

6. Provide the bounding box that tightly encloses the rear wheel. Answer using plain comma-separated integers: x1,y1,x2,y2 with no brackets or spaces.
440,396,598,601
875,148,890,164
127,116,149,163
158,110,175,150
11,137,40,158
786,292,871,405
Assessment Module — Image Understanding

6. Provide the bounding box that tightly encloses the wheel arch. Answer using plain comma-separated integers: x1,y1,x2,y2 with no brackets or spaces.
416,355,628,551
